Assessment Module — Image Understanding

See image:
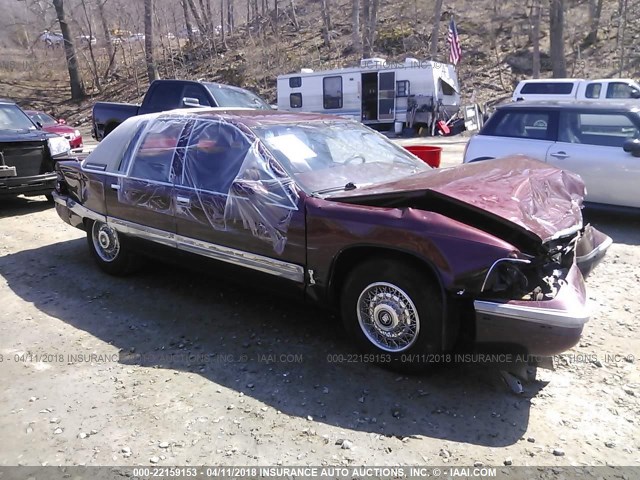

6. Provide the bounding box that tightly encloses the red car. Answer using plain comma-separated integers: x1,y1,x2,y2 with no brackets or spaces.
25,110,83,150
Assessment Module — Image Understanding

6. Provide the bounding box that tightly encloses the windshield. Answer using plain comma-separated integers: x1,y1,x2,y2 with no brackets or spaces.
252,121,429,194
28,112,57,126
205,84,271,110
0,104,37,131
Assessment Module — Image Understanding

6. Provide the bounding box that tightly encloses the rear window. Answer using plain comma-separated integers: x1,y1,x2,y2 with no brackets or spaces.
520,82,574,95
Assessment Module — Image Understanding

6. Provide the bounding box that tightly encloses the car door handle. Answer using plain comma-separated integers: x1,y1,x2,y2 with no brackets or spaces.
550,151,569,159
176,195,190,206
110,183,121,191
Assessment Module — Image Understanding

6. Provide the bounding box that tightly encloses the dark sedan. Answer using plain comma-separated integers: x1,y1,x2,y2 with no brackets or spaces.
52,109,611,370
1,100,71,200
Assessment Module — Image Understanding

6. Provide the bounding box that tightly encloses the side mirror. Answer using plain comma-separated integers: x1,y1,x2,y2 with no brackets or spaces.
623,139,640,157
58,118,67,124
630,90,640,99
182,97,202,108
35,121,43,129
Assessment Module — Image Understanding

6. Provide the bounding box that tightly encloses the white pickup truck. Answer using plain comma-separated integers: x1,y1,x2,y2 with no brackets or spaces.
512,78,640,102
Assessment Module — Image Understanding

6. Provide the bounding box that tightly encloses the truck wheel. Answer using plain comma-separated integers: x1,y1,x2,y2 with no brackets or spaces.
87,220,140,275
340,258,443,372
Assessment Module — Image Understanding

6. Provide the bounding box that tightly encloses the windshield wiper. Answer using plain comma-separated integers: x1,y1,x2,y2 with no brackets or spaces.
312,182,357,196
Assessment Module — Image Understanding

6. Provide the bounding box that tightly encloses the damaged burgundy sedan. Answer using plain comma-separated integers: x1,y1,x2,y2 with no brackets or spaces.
52,109,611,370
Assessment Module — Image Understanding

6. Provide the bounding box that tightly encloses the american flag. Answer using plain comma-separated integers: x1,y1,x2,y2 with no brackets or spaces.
448,17,462,65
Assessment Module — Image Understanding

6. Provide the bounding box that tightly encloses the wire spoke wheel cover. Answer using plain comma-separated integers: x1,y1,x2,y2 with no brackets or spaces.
357,282,420,352
92,221,121,263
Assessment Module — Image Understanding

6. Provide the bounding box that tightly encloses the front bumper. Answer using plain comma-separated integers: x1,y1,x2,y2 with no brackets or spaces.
0,172,57,197
474,263,589,356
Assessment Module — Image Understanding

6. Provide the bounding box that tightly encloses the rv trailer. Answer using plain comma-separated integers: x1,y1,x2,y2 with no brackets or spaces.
277,58,460,134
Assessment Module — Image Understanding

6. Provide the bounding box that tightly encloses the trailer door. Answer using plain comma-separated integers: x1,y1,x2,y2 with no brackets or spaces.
378,72,396,121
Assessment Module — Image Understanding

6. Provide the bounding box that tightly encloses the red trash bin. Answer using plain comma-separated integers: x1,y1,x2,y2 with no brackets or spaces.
403,145,442,168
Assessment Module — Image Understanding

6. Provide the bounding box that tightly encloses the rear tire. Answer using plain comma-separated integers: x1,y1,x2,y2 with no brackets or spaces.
340,258,444,372
86,220,140,275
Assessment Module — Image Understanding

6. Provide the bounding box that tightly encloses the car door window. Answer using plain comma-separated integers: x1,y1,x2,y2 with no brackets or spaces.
581,113,638,147
144,83,184,112
182,85,212,107
129,119,184,182
181,120,250,193
490,111,552,140
559,112,639,147
606,82,635,99
585,83,601,99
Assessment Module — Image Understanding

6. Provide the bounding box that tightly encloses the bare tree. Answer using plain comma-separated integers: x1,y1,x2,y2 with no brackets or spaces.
180,0,195,44
429,0,443,58
289,0,299,30
227,0,235,33
186,0,207,37
320,0,332,47
549,0,566,77
144,0,159,82
531,0,541,78
52,0,85,99
617,0,628,75
351,0,361,56
361,0,379,57
220,0,227,48
584,0,604,46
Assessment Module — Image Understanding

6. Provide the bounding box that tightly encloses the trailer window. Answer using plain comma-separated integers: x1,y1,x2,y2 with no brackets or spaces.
289,77,302,88
290,93,302,108
396,80,410,97
439,79,456,96
323,76,343,109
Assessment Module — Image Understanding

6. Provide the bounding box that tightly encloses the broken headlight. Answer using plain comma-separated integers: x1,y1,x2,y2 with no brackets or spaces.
47,136,71,158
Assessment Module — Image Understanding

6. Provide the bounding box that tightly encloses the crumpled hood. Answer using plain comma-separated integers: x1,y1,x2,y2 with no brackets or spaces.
331,156,586,245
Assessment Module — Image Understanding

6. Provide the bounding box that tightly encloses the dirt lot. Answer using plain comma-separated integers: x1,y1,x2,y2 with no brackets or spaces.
0,175,639,468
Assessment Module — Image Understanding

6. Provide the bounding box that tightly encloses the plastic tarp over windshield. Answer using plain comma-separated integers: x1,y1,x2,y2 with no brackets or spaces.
116,114,299,254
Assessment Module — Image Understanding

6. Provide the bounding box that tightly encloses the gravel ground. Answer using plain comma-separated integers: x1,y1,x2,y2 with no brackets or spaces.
0,184,639,468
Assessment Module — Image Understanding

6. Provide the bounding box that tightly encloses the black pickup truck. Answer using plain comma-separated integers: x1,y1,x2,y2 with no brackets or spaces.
92,79,271,141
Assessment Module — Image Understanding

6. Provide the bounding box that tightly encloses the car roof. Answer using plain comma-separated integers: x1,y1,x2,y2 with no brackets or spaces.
497,100,640,112
0,99,17,105
154,107,350,126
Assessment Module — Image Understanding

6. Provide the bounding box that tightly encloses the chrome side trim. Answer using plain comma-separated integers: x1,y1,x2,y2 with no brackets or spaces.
107,217,177,248
53,191,106,223
474,299,589,329
54,194,305,283
176,235,304,283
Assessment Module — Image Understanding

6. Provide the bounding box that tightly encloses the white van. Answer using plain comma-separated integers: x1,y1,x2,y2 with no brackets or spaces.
512,78,640,102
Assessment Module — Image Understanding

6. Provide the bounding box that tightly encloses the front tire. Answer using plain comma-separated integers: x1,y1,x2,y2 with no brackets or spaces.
87,220,139,275
340,258,443,372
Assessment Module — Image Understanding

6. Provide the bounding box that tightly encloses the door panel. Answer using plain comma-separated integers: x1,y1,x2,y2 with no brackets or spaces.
547,143,640,208
173,119,306,281
550,111,640,208
104,118,186,241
